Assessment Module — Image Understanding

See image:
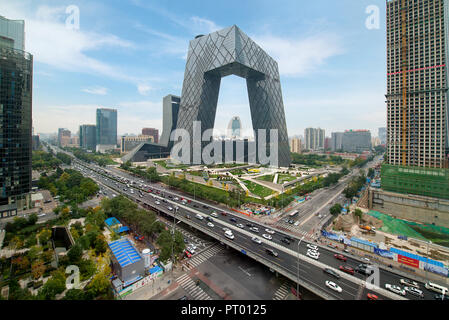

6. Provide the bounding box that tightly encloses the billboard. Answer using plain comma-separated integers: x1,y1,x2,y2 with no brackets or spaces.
398,254,419,268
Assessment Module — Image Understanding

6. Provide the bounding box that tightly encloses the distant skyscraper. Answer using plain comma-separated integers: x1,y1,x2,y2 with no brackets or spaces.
79,124,96,151
331,132,344,151
341,130,372,153
378,127,386,145
382,0,449,200
0,15,25,51
0,16,32,212
142,128,159,143
58,128,71,147
227,116,242,138
96,108,117,152
305,128,325,151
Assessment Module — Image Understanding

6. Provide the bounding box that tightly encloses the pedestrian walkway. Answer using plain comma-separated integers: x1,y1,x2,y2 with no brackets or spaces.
178,229,213,249
273,223,319,241
183,244,224,271
176,273,212,300
273,282,289,300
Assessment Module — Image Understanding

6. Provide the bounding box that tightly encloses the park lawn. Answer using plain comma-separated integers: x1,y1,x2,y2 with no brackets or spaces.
241,179,275,198
277,174,298,184
256,175,275,183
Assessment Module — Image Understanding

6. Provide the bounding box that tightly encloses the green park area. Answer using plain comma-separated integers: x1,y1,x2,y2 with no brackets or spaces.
277,174,298,184
367,211,449,248
256,175,275,183
241,180,275,198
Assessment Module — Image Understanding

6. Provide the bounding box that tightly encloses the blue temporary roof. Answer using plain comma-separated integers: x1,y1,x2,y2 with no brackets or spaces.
350,237,378,248
118,226,130,233
105,217,120,227
108,239,142,268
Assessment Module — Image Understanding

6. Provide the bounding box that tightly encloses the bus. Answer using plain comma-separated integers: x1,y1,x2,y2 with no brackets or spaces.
425,281,449,295
289,210,299,218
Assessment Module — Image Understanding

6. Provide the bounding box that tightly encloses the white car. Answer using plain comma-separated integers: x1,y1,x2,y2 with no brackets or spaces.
186,247,195,254
224,230,234,240
262,234,272,240
325,281,342,293
210,212,218,218
207,222,214,228
307,244,318,251
361,257,370,262
174,197,179,201
168,207,173,211
251,237,262,244
404,286,424,298
306,250,320,260
222,227,231,233
385,284,406,296
265,228,275,234
189,244,197,250
400,278,419,289
249,227,259,233
155,201,161,205
195,214,204,220
237,224,245,229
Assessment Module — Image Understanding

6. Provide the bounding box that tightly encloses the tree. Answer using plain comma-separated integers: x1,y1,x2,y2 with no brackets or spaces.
67,243,83,264
94,235,107,255
31,260,46,280
353,209,363,222
27,213,38,226
64,289,85,300
329,203,342,216
38,229,52,245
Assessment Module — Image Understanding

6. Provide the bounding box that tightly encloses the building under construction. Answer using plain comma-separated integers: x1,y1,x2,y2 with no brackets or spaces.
382,0,449,199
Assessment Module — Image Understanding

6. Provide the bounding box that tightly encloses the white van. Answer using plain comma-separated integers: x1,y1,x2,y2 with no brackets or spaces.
425,281,449,295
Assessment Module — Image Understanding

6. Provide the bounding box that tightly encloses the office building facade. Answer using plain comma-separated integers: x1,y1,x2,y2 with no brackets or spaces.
341,130,372,153
58,128,71,147
120,135,154,154
96,108,117,152
378,127,387,145
0,16,32,212
227,116,242,139
304,128,325,151
79,124,96,151
330,132,344,151
141,128,159,144
382,0,449,199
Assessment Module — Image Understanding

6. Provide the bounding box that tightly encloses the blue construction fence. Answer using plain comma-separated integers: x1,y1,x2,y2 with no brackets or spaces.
321,230,449,277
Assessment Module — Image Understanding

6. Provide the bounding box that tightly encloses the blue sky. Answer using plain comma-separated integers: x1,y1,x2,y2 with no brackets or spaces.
3,0,387,137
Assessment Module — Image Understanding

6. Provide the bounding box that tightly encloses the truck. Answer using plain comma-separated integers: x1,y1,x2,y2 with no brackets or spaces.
359,225,376,234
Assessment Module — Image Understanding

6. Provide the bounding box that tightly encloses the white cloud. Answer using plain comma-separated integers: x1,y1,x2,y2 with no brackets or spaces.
82,86,108,95
137,84,153,96
189,17,222,34
254,33,343,77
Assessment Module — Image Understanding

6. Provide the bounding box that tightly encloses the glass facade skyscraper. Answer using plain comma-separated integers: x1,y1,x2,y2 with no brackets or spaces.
79,124,97,151
96,108,117,149
0,16,25,51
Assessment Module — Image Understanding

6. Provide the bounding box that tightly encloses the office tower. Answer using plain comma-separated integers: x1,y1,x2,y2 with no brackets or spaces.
141,128,159,143
290,137,302,154
378,127,387,145
79,124,96,151
120,135,154,154
341,130,372,153
0,16,32,213
305,128,325,151
96,108,117,153
58,128,71,147
227,116,242,139
32,135,40,151
382,0,449,199
331,132,344,151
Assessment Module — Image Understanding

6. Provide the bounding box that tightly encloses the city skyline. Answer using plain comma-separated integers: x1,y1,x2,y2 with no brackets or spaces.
2,0,387,137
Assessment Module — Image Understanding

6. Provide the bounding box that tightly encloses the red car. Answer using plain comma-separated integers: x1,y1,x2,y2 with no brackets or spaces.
221,211,228,216
339,265,355,275
334,254,347,262
367,293,378,300
184,251,192,258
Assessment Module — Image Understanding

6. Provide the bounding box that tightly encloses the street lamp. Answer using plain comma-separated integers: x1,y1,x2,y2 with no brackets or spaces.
296,235,305,300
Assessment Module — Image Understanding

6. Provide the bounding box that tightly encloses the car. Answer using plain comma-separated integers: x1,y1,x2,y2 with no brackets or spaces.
343,249,350,253
356,265,374,276
281,238,291,245
385,284,406,296
207,222,214,228
265,248,278,257
206,217,213,222
168,206,173,211
284,235,293,242
174,197,179,201
236,224,244,229
202,205,209,209
339,265,355,275
434,294,449,300
246,223,255,228
184,238,189,244
221,211,228,216
210,212,218,218
327,243,338,249
186,215,191,220
404,286,424,298
179,295,188,300
224,230,234,240
193,204,199,208
306,250,320,260
288,219,295,224
249,227,259,233
186,247,195,254
195,214,204,220
155,201,161,205
325,281,342,293
189,244,197,250
265,228,275,234
230,218,237,223
222,227,231,232
184,251,192,258
400,278,419,289
334,254,347,262
262,234,272,240
361,257,370,262
367,293,378,300
323,268,340,279
251,237,262,244
307,244,318,250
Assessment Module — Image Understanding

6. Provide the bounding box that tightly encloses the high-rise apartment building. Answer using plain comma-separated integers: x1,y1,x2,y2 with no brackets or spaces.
0,16,32,214
331,132,344,151
96,108,117,153
341,130,372,153
382,0,449,199
290,137,302,154
378,127,387,145
79,124,96,151
304,128,325,151
58,128,71,147
141,128,159,143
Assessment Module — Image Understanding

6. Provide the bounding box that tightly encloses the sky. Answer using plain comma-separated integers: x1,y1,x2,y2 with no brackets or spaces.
2,0,387,138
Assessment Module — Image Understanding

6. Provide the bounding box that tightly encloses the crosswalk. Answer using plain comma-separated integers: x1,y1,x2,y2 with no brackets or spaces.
176,274,212,300
274,224,319,240
183,244,224,271
273,283,289,300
